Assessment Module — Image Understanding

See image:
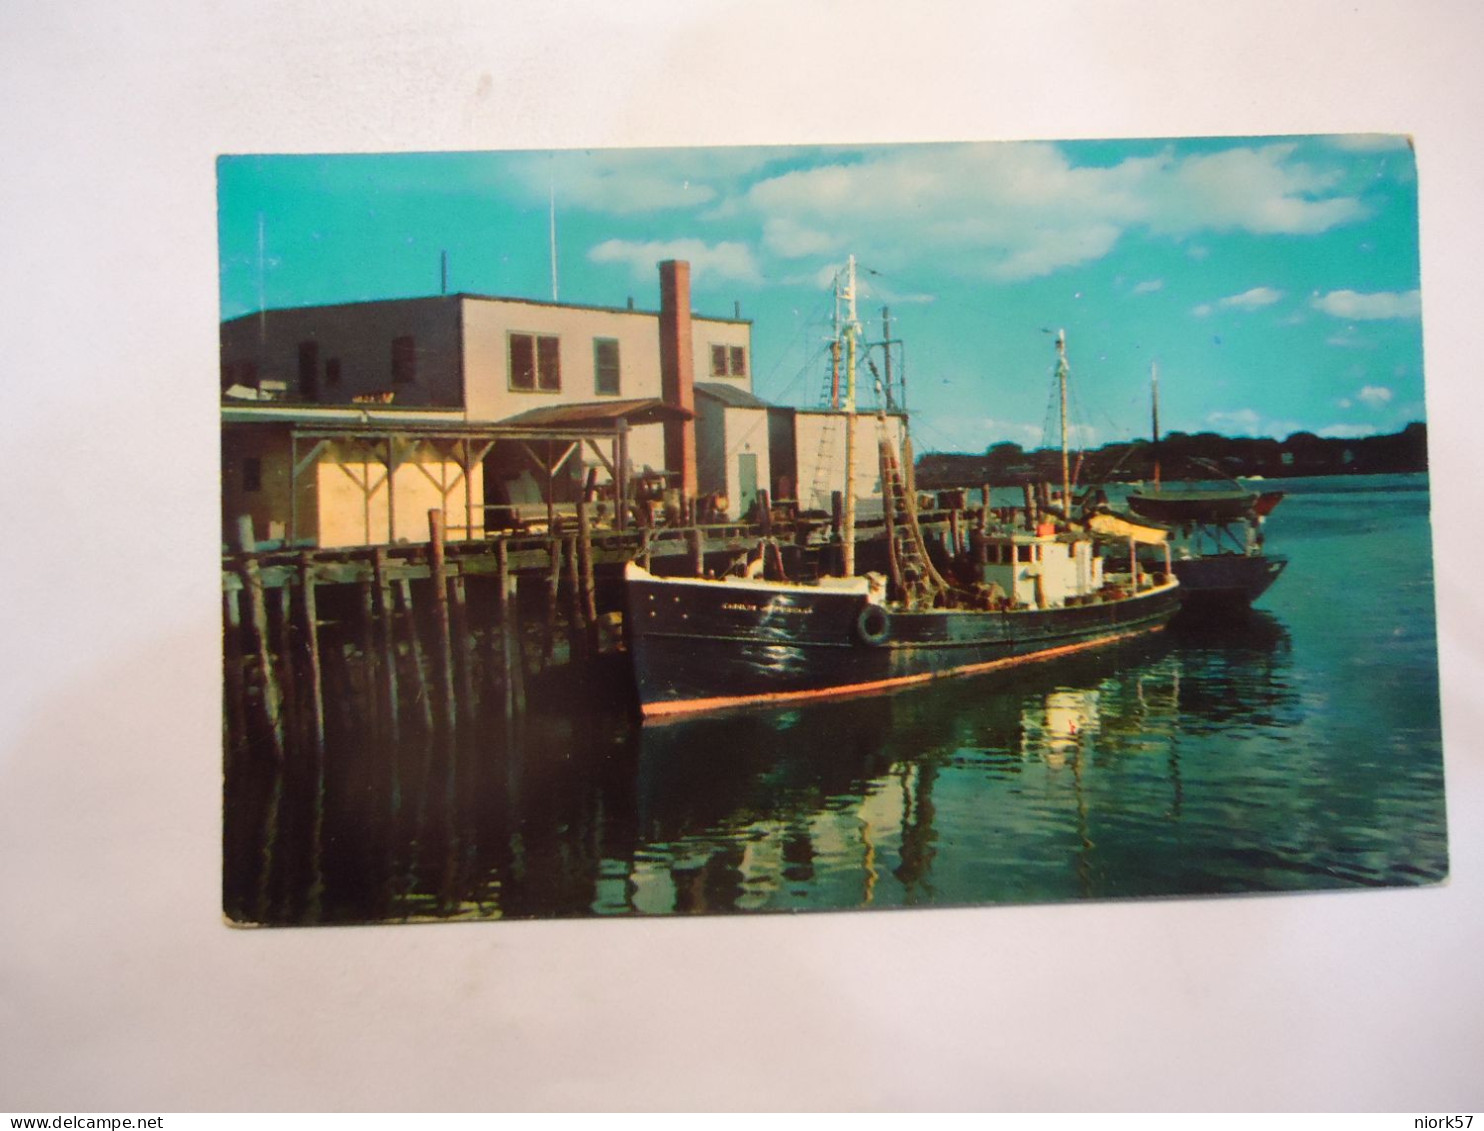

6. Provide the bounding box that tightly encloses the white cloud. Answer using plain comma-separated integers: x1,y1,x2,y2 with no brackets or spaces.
1319,423,1379,439
1223,286,1284,310
1338,397,1352,409
726,140,1370,284
1357,384,1393,407
1312,289,1421,320
587,238,762,285
1131,279,1164,295
1192,286,1283,317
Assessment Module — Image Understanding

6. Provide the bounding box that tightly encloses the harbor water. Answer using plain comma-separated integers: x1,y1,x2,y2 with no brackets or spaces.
223,472,1446,924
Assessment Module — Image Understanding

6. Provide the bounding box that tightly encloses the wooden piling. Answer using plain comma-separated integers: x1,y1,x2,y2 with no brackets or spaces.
397,577,435,735
222,588,249,763
297,555,327,761
450,572,475,722
496,538,515,717
544,536,562,664
980,484,991,533
239,557,284,761
758,489,772,537
272,585,299,754
371,548,401,748
565,533,584,659
426,509,457,734
357,578,381,734
576,499,599,651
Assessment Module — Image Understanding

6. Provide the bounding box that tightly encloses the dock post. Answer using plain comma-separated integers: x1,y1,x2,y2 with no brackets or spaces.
496,538,515,718
239,557,284,761
371,548,401,748
397,576,435,735
543,536,562,667
980,484,991,533
576,498,599,651
222,587,249,764
297,554,327,762
426,509,457,735
758,489,772,537
565,533,584,659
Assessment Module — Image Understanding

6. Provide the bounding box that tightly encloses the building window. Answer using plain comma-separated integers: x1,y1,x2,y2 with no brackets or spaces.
324,358,341,387
594,338,620,396
711,343,748,378
510,333,560,392
391,335,416,384
243,457,262,492
298,341,319,400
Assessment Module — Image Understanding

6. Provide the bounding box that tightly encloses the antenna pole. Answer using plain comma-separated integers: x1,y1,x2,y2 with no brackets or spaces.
1151,362,1161,490
1057,329,1070,519
549,184,559,302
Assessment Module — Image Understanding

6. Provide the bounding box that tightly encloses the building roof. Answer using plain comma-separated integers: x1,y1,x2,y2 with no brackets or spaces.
694,382,772,410
221,292,751,328
497,398,693,429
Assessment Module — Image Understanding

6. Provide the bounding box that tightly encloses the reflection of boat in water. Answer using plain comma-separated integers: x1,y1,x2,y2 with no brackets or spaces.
625,270,1180,719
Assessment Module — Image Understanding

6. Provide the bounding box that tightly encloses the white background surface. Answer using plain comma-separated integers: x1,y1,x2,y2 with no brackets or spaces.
1,0,1480,1112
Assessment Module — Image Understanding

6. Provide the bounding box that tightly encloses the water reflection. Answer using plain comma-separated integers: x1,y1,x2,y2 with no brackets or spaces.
224,580,1443,924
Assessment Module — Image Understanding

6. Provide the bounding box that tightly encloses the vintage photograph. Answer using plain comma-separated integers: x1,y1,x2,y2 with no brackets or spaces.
218,137,1444,925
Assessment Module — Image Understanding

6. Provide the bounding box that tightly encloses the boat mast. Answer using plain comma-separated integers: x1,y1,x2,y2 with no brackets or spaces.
842,255,860,575
1151,361,1161,491
1057,329,1071,519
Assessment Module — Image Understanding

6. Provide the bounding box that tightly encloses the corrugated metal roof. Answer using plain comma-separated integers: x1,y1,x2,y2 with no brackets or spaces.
694,382,772,410
497,398,693,428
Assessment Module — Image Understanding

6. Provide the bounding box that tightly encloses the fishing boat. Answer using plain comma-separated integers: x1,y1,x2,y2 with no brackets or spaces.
624,261,1181,719
1121,365,1287,609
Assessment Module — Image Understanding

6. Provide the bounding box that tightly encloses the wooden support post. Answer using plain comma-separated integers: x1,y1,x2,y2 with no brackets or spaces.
222,588,249,762
565,533,584,659
496,538,514,717
235,514,257,554
949,507,962,560
240,557,284,761
830,490,843,539
758,489,772,537
576,498,599,651
426,509,457,734
1128,537,1138,590
544,536,562,665
298,555,327,761
507,568,526,715
980,484,991,533
450,572,475,721
357,578,381,738
371,548,401,748
397,577,434,734
1022,483,1037,529
273,585,299,755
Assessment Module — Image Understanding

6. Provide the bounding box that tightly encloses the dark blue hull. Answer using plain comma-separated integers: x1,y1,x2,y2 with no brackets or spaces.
624,566,1182,718
1171,553,1287,609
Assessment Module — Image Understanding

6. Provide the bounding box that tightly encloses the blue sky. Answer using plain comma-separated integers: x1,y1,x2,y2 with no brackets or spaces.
218,136,1423,453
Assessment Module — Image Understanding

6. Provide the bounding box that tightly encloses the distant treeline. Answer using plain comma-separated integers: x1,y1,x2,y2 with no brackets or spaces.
915,422,1428,488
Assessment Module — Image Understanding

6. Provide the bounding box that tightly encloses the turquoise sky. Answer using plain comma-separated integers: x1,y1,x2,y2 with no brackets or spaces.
218,136,1423,453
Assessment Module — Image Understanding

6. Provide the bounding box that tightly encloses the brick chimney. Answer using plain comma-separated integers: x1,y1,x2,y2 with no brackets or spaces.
658,259,697,496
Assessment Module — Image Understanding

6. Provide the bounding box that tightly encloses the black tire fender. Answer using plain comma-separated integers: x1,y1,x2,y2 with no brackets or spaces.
855,603,890,646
